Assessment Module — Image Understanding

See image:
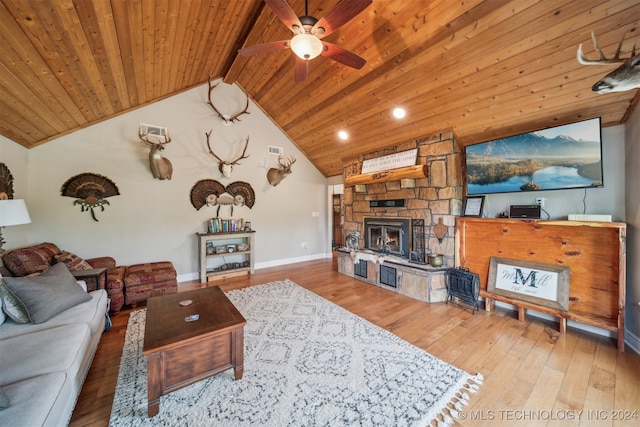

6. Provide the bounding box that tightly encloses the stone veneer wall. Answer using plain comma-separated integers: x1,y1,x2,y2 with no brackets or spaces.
342,131,463,267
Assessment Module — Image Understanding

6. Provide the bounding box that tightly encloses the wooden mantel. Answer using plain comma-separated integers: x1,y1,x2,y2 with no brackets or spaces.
344,164,428,186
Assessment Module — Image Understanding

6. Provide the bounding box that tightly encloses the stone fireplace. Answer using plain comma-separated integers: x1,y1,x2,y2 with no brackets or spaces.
342,131,463,266
337,131,464,303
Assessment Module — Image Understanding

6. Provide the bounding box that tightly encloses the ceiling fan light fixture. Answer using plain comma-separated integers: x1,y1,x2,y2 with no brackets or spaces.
290,33,323,60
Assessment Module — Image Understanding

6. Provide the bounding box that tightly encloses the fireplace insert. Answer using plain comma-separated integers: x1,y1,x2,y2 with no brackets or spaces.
363,217,411,259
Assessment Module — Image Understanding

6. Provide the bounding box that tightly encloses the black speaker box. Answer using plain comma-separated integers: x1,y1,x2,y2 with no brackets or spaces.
509,204,541,219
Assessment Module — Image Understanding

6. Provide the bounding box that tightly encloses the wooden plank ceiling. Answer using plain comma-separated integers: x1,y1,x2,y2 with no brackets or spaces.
1,0,638,177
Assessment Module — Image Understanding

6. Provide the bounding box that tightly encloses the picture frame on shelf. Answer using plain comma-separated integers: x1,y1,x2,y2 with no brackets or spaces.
206,242,215,255
487,257,570,311
462,195,485,217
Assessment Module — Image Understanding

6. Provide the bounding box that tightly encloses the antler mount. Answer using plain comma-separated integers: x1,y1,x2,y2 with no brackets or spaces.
207,77,250,126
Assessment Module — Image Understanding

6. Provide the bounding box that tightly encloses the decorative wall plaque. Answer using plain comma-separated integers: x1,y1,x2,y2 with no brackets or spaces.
361,149,418,174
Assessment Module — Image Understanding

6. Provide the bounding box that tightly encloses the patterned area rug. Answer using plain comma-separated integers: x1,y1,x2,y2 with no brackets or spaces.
109,280,482,426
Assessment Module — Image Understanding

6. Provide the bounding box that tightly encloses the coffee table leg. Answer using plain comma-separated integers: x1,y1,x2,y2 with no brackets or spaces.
147,353,162,417
234,366,244,380
234,327,244,380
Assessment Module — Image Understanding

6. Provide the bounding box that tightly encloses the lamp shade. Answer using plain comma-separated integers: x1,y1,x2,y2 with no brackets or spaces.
0,199,32,227
290,33,323,60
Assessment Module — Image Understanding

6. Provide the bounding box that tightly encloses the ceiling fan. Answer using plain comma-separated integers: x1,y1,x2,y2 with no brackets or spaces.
238,0,372,83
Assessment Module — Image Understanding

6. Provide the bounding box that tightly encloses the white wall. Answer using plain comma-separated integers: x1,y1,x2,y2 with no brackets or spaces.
480,125,626,221
13,81,328,281
0,136,30,249
624,105,640,351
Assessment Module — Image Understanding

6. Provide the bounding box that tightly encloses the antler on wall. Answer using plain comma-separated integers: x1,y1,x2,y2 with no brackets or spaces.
577,31,640,93
205,131,250,178
207,77,250,125
138,128,173,180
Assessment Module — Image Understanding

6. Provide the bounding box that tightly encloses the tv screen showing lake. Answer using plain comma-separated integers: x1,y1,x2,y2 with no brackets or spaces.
467,165,601,194
465,118,603,195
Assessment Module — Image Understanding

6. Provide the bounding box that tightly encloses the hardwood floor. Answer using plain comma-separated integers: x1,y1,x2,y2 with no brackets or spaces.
69,256,639,426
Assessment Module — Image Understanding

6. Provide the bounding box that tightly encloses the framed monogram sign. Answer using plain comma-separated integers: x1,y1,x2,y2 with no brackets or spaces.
487,257,570,311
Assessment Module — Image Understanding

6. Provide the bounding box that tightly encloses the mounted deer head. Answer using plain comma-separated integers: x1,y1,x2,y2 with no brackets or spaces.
205,131,250,178
207,77,250,125
267,155,296,186
138,129,173,180
577,31,640,93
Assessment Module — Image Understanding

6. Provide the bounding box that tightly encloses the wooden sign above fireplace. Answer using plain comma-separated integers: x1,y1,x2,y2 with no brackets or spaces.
361,149,418,174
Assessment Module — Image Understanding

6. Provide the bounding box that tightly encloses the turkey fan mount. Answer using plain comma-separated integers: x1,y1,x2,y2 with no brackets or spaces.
60,173,120,221
190,180,255,216
0,163,14,200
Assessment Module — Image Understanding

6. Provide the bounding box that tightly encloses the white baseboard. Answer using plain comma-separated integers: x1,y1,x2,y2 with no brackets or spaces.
177,252,331,284
624,329,640,355
255,252,330,269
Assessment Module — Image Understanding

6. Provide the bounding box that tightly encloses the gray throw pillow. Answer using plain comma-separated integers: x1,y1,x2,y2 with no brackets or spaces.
0,280,30,324
0,387,9,409
1,263,91,324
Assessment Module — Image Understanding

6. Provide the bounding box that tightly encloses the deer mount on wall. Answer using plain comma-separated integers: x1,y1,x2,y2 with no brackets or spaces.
207,77,250,125
267,155,296,186
205,131,250,179
577,31,640,93
138,124,173,180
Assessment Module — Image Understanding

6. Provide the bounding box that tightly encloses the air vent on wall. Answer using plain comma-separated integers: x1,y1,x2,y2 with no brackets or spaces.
139,123,167,138
268,146,283,155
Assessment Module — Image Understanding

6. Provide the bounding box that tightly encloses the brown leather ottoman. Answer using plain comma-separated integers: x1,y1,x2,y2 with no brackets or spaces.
124,261,177,308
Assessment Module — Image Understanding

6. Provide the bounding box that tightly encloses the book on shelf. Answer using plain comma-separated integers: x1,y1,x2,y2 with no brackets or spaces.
208,217,244,233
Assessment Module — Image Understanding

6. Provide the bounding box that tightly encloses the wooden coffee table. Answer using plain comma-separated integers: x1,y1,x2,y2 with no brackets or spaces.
142,286,246,417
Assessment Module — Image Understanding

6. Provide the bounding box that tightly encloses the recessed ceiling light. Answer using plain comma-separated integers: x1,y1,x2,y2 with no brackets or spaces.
392,107,406,119
338,130,349,140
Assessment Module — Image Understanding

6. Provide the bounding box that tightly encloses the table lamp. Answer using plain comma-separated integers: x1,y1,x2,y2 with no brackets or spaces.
0,199,32,254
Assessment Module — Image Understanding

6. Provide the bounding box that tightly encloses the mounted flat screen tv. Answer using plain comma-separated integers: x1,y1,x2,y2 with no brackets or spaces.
465,117,603,195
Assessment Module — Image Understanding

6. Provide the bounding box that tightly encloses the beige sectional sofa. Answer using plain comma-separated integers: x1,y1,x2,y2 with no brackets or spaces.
0,262,108,426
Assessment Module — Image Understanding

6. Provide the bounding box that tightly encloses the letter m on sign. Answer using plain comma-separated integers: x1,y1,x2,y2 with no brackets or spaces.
513,268,537,287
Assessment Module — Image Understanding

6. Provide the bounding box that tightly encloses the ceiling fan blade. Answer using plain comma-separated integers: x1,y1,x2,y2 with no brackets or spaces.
321,42,366,69
238,40,290,56
312,0,372,38
294,57,309,83
265,0,303,33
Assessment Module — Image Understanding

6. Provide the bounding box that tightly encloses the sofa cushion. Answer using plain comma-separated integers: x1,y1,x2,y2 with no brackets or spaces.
0,387,9,409
0,289,106,340
85,256,116,270
0,272,4,326
53,251,92,271
0,281,30,324
1,243,61,276
0,372,67,427
1,263,91,324
0,323,90,386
